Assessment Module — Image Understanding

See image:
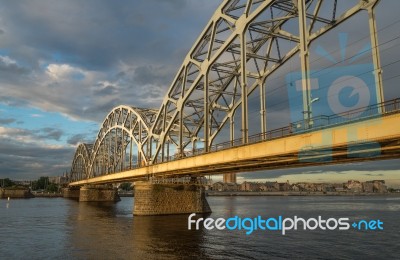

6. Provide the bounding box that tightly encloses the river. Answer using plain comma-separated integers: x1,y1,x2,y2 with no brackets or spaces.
1,196,399,259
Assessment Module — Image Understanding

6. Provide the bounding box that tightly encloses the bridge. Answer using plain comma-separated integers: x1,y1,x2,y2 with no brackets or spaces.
66,0,400,215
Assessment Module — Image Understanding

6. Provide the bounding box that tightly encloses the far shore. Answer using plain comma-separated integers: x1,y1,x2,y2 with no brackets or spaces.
3,189,400,199
206,191,400,196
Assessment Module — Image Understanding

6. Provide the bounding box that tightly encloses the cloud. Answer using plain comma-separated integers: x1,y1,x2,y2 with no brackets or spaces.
363,173,384,176
67,133,92,145
0,55,29,74
39,127,64,141
0,117,16,125
0,138,73,178
46,63,86,81
133,65,176,86
0,96,29,107
0,125,71,178
92,82,119,96
0,126,64,143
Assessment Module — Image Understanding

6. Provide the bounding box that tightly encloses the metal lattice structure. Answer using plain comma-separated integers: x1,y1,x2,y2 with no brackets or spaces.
70,143,92,181
70,0,384,182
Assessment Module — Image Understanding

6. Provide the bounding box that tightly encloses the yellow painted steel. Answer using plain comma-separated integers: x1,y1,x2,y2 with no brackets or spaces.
69,113,400,186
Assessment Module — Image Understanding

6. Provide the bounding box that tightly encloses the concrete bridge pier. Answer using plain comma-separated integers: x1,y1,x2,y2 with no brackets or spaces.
133,181,211,215
62,186,81,199
79,185,121,202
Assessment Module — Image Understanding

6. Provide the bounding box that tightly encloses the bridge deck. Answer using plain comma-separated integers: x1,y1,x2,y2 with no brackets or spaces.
69,111,400,186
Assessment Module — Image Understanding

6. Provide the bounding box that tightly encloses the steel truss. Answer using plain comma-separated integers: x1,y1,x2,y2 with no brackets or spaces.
70,0,383,182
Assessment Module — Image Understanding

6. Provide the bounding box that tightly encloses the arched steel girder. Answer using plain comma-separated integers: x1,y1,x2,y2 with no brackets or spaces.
70,143,92,181
70,0,384,181
88,106,158,178
149,0,383,164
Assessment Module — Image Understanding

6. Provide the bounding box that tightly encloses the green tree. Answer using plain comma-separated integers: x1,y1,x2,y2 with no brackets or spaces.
31,177,49,190
46,183,59,193
0,178,15,188
119,182,133,191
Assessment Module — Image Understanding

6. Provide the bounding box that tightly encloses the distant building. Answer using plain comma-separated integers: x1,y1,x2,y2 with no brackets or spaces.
224,182,240,191
324,184,336,192
278,181,291,191
333,183,345,192
291,184,301,192
223,173,237,184
241,181,261,191
212,182,225,191
13,180,31,186
212,181,239,191
264,181,279,192
215,179,389,193
48,176,68,185
362,182,374,193
347,180,362,192
367,180,387,193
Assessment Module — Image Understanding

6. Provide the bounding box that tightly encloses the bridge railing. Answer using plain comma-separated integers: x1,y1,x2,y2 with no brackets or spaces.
162,98,400,164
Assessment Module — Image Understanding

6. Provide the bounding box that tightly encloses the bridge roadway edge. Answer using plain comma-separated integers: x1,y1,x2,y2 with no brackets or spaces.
69,112,400,186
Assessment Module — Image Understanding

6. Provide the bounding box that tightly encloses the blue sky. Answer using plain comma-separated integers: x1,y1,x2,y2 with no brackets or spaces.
0,0,399,186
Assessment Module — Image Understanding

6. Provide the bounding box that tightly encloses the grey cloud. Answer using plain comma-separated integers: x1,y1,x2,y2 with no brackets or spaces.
82,98,122,122
39,127,64,141
363,173,384,176
0,56,32,85
0,56,30,75
1,126,64,142
0,118,16,125
0,0,219,71
67,133,92,145
0,138,73,178
133,65,175,86
0,96,29,107
93,85,119,96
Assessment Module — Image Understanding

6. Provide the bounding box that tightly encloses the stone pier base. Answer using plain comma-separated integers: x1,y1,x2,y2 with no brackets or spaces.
62,187,80,199
79,185,121,202
0,188,34,199
133,181,211,215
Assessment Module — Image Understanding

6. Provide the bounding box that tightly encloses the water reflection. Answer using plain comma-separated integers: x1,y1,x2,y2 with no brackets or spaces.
54,196,400,259
1,196,399,258
66,198,209,259
132,215,208,259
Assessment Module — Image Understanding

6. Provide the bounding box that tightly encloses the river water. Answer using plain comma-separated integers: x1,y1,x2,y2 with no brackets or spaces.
1,196,399,259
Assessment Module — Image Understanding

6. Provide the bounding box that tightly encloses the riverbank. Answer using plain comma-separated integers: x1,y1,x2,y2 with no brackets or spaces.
0,188,34,199
206,191,400,196
119,192,134,197
32,192,63,198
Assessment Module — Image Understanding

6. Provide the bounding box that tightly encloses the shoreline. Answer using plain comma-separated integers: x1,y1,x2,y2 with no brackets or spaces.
206,191,400,197
3,190,400,199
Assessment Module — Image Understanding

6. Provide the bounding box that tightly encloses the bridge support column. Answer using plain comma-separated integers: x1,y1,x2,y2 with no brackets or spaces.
79,185,120,202
133,181,211,215
62,187,80,199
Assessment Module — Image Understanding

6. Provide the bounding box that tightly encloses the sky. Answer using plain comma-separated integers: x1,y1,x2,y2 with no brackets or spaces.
0,0,399,187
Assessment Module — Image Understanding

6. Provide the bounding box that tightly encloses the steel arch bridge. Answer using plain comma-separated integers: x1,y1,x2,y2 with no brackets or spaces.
69,0,394,183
